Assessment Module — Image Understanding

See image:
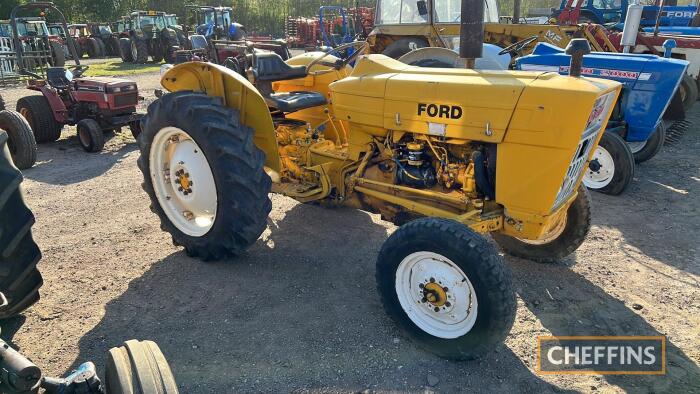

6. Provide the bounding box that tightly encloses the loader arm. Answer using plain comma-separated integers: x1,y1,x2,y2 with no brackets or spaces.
160,62,282,172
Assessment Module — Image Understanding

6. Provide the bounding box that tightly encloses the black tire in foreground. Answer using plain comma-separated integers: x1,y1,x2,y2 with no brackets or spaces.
493,184,592,263
630,122,666,163
0,110,37,170
16,95,62,143
583,131,634,195
119,38,133,62
381,37,428,59
131,39,149,63
0,131,43,319
105,340,178,394
376,218,516,360
679,74,698,112
77,118,105,152
137,91,272,261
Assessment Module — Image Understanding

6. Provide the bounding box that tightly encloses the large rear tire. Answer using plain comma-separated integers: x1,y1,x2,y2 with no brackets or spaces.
0,110,36,170
0,131,42,319
16,96,62,143
376,218,516,360
582,132,634,195
119,38,133,62
131,39,149,63
105,340,178,394
628,122,666,163
87,38,101,58
50,41,66,67
137,91,272,261
493,184,591,263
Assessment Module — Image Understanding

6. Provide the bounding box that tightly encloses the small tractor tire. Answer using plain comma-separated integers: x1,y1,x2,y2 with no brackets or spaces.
583,132,634,195
50,41,66,67
105,340,178,394
0,131,43,319
16,96,62,143
630,122,666,163
381,37,428,59
137,91,272,261
493,184,591,263
376,218,516,360
131,39,149,63
119,38,133,62
87,38,101,58
77,119,105,152
679,74,698,112
0,110,36,170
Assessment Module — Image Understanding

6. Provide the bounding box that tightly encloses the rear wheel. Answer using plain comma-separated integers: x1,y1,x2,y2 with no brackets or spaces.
493,185,591,263
77,119,105,152
679,74,698,112
0,110,36,170
95,38,107,57
131,39,149,63
119,38,133,62
105,340,178,394
137,91,272,260
376,218,516,360
0,95,4,111
0,131,43,319
50,41,66,67
628,122,666,163
583,132,634,195
87,38,101,58
151,40,164,63
16,96,62,143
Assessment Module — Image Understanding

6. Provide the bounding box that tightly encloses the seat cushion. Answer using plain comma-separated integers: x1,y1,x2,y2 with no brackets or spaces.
255,53,307,82
265,91,327,113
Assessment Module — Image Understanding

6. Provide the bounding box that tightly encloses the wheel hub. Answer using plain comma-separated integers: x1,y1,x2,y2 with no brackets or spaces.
420,280,450,309
583,146,615,188
174,169,193,195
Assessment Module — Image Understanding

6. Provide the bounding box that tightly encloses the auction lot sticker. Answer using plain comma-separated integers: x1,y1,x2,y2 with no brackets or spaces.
537,336,666,375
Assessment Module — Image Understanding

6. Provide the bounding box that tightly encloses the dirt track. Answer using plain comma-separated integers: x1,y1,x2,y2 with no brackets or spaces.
0,72,699,393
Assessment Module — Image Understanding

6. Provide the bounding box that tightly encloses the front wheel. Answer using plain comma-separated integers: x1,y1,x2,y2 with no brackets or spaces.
679,74,698,112
628,122,666,163
77,119,105,152
137,91,272,261
0,110,36,169
493,184,591,263
376,218,516,360
583,132,634,195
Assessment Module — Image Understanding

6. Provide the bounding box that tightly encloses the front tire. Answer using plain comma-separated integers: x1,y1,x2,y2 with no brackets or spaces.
628,122,666,163
137,91,272,261
105,340,178,394
583,132,634,195
77,119,105,152
376,218,516,360
493,184,591,263
0,110,37,170
0,131,43,319
679,74,698,112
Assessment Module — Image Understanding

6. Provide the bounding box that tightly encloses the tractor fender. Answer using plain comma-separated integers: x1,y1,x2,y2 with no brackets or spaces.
34,85,69,123
160,61,281,173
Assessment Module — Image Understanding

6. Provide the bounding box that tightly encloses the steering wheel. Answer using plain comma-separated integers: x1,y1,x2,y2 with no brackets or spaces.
498,35,539,56
71,64,89,78
305,41,369,75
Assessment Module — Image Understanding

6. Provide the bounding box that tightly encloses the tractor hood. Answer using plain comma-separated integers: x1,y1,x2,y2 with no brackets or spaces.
74,76,137,90
516,43,688,140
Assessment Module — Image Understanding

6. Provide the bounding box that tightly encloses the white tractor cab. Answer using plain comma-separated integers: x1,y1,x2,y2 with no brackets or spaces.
372,0,510,70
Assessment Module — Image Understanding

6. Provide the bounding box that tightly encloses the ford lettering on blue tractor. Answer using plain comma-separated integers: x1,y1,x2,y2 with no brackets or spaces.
517,42,688,195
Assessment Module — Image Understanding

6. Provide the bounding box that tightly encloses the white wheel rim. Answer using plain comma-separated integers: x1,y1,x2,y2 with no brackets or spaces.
395,252,478,339
149,127,217,236
517,214,567,245
627,140,647,154
583,146,615,189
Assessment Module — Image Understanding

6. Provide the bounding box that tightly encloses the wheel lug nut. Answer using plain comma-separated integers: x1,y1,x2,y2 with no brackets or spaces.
433,307,439,312
418,283,424,289
445,302,451,307
429,277,435,283
421,297,427,303
443,286,448,292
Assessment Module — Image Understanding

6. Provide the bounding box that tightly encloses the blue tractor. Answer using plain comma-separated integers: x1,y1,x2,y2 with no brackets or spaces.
517,41,688,195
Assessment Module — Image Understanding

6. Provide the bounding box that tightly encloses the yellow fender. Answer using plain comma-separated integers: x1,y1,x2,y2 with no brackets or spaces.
160,62,281,172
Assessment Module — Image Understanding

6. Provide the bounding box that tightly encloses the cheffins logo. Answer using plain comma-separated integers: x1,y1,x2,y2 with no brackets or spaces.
418,103,462,120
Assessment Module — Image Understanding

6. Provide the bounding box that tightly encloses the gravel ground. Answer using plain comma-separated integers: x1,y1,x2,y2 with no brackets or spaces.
0,72,698,393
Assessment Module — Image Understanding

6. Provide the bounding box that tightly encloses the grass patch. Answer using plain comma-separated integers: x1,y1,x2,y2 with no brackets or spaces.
84,61,162,77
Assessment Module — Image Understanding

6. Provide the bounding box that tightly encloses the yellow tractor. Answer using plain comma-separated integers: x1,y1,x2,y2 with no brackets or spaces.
136,19,620,357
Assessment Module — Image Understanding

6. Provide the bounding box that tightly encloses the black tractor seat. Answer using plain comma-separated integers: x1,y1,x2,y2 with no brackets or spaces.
47,67,71,90
265,91,327,113
253,52,307,82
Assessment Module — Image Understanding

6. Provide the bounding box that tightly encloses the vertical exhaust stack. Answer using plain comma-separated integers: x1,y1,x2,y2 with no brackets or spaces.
565,38,591,77
459,0,484,68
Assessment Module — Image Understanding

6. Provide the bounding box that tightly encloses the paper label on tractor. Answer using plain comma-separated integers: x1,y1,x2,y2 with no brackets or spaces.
428,122,446,136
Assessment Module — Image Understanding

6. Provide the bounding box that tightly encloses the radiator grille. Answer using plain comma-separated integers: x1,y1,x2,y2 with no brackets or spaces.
552,92,616,210
114,92,138,108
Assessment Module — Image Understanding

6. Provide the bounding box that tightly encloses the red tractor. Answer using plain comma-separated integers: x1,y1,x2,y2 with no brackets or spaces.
17,65,143,152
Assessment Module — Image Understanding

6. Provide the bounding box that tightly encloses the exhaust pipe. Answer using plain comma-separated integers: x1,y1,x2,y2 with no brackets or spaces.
459,0,484,68
565,38,591,77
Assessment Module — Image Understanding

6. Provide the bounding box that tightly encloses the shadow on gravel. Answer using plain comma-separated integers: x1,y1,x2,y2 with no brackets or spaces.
22,133,138,185
510,257,700,393
67,203,569,393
